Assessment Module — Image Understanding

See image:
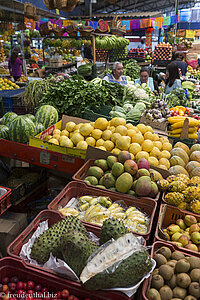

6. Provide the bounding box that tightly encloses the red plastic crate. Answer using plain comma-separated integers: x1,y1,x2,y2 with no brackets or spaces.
142,241,200,300
48,181,157,242
73,159,160,201
0,257,128,300
155,203,200,257
0,186,12,215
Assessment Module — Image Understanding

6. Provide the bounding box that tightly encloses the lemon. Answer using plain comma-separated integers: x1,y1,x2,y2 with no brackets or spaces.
115,125,127,136
53,134,60,140
152,133,159,141
131,133,144,145
85,137,96,147
102,130,112,141
111,132,121,143
79,123,93,137
48,138,59,145
97,146,107,151
110,117,126,127
96,139,105,147
160,150,171,160
116,136,131,151
130,153,134,160
44,135,52,141
158,164,168,170
94,118,108,130
153,141,162,150
162,142,172,151
53,129,61,135
60,137,73,147
90,122,95,127
104,140,114,152
160,136,169,144
60,130,69,137
73,124,81,131
135,151,149,161
71,133,84,145
65,121,76,132
109,126,116,133
150,147,161,159
91,129,102,140
126,123,134,129
148,156,159,167
59,135,69,143
77,141,88,150
70,130,79,138
146,125,153,133
127,129,137,138
137,124,147,134
111,148,121,155
144,132,154,140
142,139,154,152
159,158,170,169
129,143,142,155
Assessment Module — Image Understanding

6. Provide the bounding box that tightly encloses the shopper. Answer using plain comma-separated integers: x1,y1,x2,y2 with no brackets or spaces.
138,38,145,49
8,47,23,81
165,62,182,94
135,67,159,93
174,52,187,76
103,62,127,86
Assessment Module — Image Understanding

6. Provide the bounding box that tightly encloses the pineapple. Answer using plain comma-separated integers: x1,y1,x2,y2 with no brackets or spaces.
169,181,187,193
166,175,177,183
158,179,170,191
176,174,190,186
178,202,188,211
182,186,200,202
190,176,200,186
164,192,185,206
189,200,200,214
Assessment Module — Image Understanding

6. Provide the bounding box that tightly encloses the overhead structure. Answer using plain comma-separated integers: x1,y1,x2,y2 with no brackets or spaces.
92,0,197,14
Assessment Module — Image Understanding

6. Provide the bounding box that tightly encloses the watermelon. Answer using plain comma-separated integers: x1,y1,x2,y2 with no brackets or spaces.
1,112,18,127
35,105,58,129
25,114,35,122
9,116,36,144
0,125,9,139
35,123,45,134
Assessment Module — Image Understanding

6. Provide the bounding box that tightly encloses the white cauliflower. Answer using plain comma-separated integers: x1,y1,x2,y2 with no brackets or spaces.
133,88,149,100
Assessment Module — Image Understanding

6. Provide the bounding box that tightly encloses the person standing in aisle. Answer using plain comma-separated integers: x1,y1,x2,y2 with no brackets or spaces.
174,52,187,76
165,62,182,94
103,62,128,86
8,47,23,81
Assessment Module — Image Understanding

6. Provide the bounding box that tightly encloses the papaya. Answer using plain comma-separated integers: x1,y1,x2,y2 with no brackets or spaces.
186,161,200,176
169,156,185,168
190,150,200,163
174,142,190,155
169,165,189,177
170,148,189,165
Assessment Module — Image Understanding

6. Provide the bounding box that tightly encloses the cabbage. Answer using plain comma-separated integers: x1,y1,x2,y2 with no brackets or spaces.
134,102,146,112
123,103,134,113
126,108,142,121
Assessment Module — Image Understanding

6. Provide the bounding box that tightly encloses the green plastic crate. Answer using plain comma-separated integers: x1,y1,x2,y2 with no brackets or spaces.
84,108,111,122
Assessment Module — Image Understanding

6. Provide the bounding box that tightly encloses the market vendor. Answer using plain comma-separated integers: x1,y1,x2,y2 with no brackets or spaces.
174,52,187,76
135,67,159,93
103,62,127,86
8,47,23,81
165,62,182,95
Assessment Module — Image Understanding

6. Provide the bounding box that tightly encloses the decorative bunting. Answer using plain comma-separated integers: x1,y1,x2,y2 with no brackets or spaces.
121,20,130,31
140,18,151,28
185,30,195,39
171,15,179,24
130,19,140,30
162,16,171,26
155,17,163,29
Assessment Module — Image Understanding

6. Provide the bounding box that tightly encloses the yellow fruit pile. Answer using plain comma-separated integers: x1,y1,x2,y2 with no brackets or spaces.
0,42,5,63
0,78,20,90
46,117,172,170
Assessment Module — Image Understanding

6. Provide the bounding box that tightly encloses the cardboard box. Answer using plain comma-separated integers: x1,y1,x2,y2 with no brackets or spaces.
29,115,90,159
140,114,168,132
0,211,27,256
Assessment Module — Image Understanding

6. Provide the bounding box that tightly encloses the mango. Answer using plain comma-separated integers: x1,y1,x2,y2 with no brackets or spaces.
115,173,133,193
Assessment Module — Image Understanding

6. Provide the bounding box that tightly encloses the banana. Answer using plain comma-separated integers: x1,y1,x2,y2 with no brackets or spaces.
84,204,96,220
79,196,94,203
126,207,137,215
110,207,124,214
111,212,126,219
108,203,119,211
79,203,89,211
59,208,79,216
88,198,99,206
85,204,102,221
88,210,111,221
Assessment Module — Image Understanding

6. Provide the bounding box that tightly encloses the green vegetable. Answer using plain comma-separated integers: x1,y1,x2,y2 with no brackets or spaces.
134,102,146,112
110,111,126,119
126,108,141,121
182,81,195,91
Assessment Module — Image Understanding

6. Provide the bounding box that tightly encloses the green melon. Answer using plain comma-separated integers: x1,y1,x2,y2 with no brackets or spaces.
25,114,35,122
35,105,58,129
35,123,45,134
1,112,18,127
0,125,9,139
9,116,36,144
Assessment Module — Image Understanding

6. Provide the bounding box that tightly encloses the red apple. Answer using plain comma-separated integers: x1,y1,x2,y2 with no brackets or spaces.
17,289,25,297
16,282,24,290
61,289,69,299
27,281,35,290
41,287,48,293
2,277,9,285
10,276,19,283
34,284,41,292
27,289,34,295
35,291,42,298
9,282,16,292
26,297,34,300
56,291,62,299
68,296,76,300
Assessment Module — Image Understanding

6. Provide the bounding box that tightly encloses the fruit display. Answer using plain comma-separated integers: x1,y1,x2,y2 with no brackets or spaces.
35,105,58,130
168,116,199,139
0,78,19,90
0,42,5,62
17,76,28,83
128,48,146,59
144,98,171,121
159,174,200,214
83,151,161,198
161,213,200,252
110,102,146,123
153,42,172,61
0,66,9,74
146,245,200,300
95,35,129,50
187,65,200,78
170,107,199,120
0,275,83,300
166,88,189,107
28,215,152,289
59,195,150,233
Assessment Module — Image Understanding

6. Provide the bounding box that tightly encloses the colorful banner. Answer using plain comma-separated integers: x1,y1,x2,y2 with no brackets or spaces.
121,20,130,31
145,28,153,48
185,30,195,39
130,19,140,30
63,20,75,27
155,17,163,29
140,18,151,28
171,15,179,24
162,16,171,26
